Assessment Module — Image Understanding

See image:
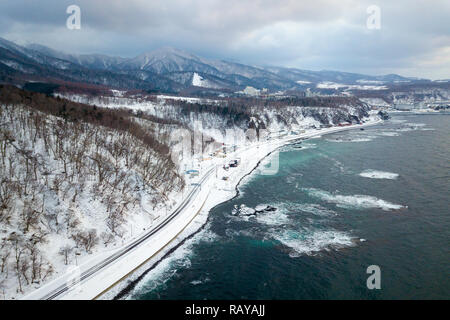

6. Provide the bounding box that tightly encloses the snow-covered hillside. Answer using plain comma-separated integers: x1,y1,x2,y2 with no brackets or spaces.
0,83,386,299
0,98,183,299
56,93,374,147
390,88,450,106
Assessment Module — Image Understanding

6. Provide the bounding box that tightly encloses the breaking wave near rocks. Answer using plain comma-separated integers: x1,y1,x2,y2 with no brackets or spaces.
125,227,219,299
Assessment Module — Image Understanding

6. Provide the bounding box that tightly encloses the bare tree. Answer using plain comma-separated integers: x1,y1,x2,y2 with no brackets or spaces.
59,245,73,265
100,232,114,247
0,178,13,224
84,229,98,253
21,202,41,233
10,234,24,293
0,239,10,275
72,229,98,253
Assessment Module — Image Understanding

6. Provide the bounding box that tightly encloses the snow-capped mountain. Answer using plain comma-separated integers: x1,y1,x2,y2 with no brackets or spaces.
0,36,444,96
26,43,127,71
265,66,415,84
118,47,219,74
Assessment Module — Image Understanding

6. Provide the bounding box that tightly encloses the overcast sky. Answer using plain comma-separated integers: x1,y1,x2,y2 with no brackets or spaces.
1,0,449,79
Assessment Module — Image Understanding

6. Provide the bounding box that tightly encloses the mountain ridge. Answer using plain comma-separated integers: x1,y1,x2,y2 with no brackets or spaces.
0,36,436,95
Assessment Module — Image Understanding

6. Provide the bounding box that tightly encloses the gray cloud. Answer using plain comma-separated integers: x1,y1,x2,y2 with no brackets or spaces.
0,0,449,79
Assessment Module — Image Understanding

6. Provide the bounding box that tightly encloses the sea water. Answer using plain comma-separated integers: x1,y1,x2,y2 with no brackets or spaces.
127,113,449,300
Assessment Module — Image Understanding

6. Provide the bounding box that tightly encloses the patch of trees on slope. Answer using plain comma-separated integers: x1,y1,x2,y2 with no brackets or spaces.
0,85,183,297
163,95,370,130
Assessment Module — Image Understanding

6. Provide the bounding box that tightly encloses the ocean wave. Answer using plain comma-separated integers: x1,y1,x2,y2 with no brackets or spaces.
128,227,218,298
389,119,407,124
396,127,414,132
302,188,407,211
396,122,431,132
232,203,290,226
130,244,193,296
318,153,351,174
359,170,399,180
376,131,400,137
326,136,375,143
190,276,210,286
302,143,317,149
285,175,298,184
291,203,337,217
282,142,317,152
255,206,290,226
274,229,355,257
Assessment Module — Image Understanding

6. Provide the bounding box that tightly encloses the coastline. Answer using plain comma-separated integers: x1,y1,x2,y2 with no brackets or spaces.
105,117,384,299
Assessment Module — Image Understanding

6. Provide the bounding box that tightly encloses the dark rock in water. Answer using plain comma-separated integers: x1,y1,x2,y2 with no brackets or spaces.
290,141,302,149
254,204,277,213
360,128,365,131
234,204,278,216
377,110,390,120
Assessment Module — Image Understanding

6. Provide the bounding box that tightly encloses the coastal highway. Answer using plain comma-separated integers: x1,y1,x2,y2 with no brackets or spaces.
23,167,215,300
23,117,382,300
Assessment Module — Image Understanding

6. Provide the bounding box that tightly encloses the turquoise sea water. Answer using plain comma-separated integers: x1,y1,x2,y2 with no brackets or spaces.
128,113,449,300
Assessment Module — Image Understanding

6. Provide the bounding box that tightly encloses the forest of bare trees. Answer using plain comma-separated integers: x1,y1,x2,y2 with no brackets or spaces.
0,85,184,297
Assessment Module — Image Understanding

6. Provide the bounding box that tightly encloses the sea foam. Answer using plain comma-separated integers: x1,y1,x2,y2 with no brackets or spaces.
128,227,218,298
274,229,355,257
359,170,399,180
294,203,337,217
256,210,290,226
303,188,406,211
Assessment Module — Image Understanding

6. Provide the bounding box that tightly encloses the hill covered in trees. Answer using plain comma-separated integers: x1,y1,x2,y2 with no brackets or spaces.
0,85,184,298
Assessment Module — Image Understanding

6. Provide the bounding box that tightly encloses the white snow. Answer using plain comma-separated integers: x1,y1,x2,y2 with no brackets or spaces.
0,59,32,73
317,82,388,91
359,98,390,107
356,79,385,84
192,72,210,88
